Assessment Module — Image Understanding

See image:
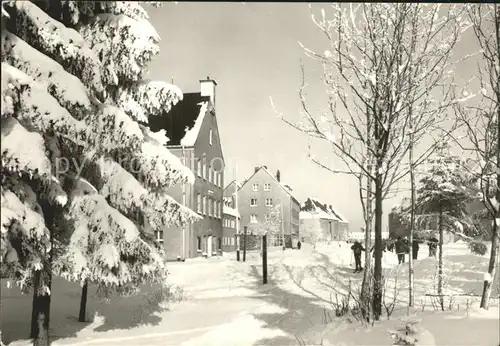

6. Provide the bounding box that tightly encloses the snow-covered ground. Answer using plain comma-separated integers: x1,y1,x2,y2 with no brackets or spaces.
1,242,499,345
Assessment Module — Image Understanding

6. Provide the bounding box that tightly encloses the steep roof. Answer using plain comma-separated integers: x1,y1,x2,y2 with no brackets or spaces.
224,180,242,192
239,166,299,204
300,197,348,223
148,92,211,146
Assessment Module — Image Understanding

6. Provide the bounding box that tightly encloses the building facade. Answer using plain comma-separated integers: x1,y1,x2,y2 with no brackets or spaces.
149,78,224,260
221,181,241,252
299,198,350,242
222,196,240,252
237,166,300,248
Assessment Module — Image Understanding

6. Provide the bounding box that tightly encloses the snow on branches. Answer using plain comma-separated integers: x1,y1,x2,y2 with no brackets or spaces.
95,158,200,230
78,13,160,84
3,1,104,95
1,63,88,147
1,118,52,179
112,81,183,123
55,181,168,286
1,30,92,120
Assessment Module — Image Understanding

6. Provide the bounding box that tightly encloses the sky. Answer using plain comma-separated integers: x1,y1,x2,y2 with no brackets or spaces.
147,3,479,235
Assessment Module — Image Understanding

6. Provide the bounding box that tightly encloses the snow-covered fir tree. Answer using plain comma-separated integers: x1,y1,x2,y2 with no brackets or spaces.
412,144,474,310
1,1,199,344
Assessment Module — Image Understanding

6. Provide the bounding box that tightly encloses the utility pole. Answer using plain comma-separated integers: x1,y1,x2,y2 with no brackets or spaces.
234,166,240,261
181,145,186,261
262,233,268,284
243,226,247,262
281,202,285,250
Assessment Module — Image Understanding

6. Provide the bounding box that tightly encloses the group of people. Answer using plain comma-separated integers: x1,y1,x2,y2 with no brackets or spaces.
350,235,439,272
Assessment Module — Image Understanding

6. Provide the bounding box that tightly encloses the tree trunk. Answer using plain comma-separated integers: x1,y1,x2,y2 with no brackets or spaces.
361,173,373,320
78,280,89,322
408,127,416,308
480,222,499,309
30,270,52,346
372,174,383,320
437,204,444,311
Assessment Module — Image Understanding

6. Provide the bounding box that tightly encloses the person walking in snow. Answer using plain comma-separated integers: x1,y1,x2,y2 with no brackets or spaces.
412,239,420,260
297,240,302,250
428,237,438,257
395,236,406,264
351,241,365,273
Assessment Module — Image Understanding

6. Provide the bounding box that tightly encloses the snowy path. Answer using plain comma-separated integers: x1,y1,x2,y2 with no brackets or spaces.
2,242,499,346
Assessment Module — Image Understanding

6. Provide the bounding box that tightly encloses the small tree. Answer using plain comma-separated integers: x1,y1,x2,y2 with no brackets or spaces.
410,145,473,310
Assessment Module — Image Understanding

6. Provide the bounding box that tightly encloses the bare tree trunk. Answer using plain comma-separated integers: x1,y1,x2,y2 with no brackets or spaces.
30,270,52,346
372,174,384,320
480,222,499,309
361,172,373,317
437,203,444,311
78,280,89,322
408,126,416,308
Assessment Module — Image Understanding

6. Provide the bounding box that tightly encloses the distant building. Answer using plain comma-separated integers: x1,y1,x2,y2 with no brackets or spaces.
299,198,350,242
149,77,224,260
237,166,300,248
222,181,241,252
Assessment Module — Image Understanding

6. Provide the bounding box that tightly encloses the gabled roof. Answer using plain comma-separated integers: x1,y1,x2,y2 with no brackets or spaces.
300,197,348,223
148,92,211,146
224,180,242,192
239,166,299,204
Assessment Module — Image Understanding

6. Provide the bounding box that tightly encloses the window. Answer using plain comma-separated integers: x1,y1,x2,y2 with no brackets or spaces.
218,201,222,218
250,198,257,207
250,214,258,223
265,198,273,207
231,220,235,228
202,157,207,179
197,236,202,250
264,183,271,191
154,230,163,243
252,184,259,191
215,172,219,187
202,196,207,215
208,166,212,183
182,192,186,206
209,198,213,217
231,237,235,246
209,129,213,146
197,159,201,177
196,193,201,213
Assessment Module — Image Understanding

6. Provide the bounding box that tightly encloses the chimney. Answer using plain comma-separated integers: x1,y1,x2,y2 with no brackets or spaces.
276,169,281,182
200,76,217,107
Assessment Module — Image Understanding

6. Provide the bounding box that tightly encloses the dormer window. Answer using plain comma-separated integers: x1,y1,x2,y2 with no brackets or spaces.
209,129,213,146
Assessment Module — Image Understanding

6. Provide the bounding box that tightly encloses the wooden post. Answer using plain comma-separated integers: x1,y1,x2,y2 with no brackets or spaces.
236,234,240,261
243,226,247,262
263,234,268,284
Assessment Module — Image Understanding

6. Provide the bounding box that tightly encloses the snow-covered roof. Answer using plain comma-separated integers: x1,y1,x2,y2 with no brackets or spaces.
180,101,208,146
300,197,348,223
223,205,240,218
148,92,211,146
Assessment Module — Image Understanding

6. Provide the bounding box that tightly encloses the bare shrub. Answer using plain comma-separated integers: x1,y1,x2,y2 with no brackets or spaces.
146,284,186,307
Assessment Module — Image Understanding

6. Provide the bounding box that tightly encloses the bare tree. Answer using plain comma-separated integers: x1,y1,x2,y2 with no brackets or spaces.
272,3,470,320
455,4,500,310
